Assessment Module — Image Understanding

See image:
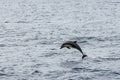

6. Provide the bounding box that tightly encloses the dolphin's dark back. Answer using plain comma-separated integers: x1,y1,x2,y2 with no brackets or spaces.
61,41,83,53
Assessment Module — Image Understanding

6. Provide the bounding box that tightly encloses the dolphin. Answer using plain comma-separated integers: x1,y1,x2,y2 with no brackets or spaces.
60,41,87,59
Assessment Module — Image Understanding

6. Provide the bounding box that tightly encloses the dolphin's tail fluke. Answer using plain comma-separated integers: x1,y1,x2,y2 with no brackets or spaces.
82,55,87,59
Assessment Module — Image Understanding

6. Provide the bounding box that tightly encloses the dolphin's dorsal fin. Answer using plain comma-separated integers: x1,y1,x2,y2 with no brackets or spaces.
74,41,77,43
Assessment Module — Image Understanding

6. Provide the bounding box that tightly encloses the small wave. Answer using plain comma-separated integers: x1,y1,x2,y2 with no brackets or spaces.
44,71,65,79
97,71,120,77
96,57,120,62
111,71,120,75
0,72,15,77
0,44,6,47
60,61,80,68
43,52,58,57
72,36,120,44
72,67,109,73
0,73,8,76
71,37,105,45
73,37,104,41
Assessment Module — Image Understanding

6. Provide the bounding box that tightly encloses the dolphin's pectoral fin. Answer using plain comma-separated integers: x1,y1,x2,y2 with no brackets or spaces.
67,47,70,49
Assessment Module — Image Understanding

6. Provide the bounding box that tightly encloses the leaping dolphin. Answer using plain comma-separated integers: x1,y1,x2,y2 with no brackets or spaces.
60,41,87,59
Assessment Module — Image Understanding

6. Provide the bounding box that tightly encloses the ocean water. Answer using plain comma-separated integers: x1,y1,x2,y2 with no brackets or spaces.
0,0,120,80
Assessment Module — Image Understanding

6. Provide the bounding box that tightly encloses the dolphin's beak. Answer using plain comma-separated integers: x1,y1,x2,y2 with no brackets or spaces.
60,46,63,49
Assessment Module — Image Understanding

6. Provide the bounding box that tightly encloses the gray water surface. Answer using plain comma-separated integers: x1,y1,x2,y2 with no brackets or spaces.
0,0,120,80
